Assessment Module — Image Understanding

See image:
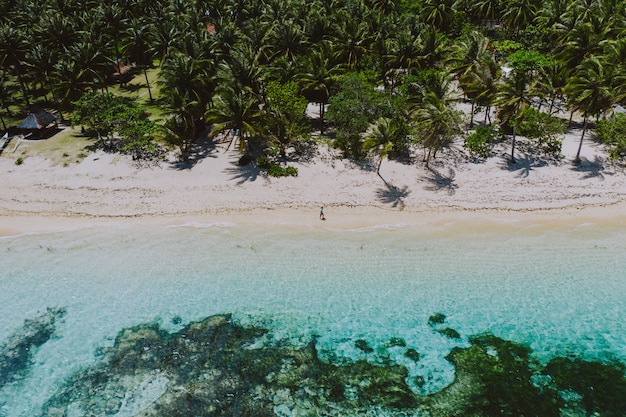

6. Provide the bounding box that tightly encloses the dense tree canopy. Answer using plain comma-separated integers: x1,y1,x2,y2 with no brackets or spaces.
1,0,626,163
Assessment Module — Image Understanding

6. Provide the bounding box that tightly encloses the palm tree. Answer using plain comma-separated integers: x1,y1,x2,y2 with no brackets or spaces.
23,44,59,101
603,38,626,104
268,19,306,62
501,0,539,31
363,117,397,174
123,18,155,101
465,0,501,24
32,12,78,53
206,85,264,153
413,92,462,166
159,53,214,137
0,26,30,106
421,0,454,30
564,57,614,163
448,31,492,125
495,68,533,163
388,26,424,74
332,16,372,70
536,59,571,114
298,43,342,133
95,4,128,61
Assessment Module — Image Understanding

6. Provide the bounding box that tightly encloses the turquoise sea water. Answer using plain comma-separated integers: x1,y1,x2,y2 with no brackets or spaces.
1,219,626,415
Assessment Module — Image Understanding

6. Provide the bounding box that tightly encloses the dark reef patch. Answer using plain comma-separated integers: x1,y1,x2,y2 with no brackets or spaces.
0,307,66,389
38,314,626,417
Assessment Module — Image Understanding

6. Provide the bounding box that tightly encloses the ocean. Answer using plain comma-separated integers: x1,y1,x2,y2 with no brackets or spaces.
1,219,625,416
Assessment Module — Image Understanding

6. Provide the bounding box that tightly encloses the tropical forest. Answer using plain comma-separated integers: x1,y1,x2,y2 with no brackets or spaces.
1,0,626,169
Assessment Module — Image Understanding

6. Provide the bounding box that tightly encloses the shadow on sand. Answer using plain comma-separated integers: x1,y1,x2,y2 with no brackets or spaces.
500,154,547,178
169,134,220,170
571,156,609,180
421,166,458,195
375,175,410,209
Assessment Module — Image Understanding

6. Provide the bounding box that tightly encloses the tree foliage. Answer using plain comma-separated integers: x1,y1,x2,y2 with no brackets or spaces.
595,113,626,161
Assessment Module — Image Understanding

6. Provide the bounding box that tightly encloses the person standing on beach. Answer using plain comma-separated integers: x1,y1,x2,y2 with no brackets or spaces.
320,207,325,220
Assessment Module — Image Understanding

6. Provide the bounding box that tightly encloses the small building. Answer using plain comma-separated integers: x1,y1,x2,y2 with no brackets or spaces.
16,109,58,138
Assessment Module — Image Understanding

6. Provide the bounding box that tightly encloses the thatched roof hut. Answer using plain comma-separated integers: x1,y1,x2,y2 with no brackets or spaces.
16,109,58,138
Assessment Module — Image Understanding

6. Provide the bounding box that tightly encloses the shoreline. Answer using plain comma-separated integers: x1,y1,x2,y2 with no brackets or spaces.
3,201,626,237
2,127,626,237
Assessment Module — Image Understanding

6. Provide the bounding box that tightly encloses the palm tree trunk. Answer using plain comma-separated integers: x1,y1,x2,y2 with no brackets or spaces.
575,114,588,164
14,65,30,107
377,155,383,174
510,122,517,163
0,113,6,130
143,67,153,101
548,94,555,115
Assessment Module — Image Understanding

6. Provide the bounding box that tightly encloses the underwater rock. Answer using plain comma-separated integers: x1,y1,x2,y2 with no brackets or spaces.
384,337,407,348
427,313,447,326
0,307,66,388
354,339,374,353
441,334,562,416
543,357,626,417
437,328,461,339
38,314,626,417
404,348,420,362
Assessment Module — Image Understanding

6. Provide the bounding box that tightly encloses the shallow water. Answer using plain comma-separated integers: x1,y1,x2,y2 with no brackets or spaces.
1,219,625,415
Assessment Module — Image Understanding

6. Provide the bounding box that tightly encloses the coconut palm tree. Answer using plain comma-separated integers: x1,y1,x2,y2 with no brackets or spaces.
159,52,214,137
332,15,372,70
501,0,539,31
0,25,30,106
206,85,264,152
363,117,397,174
465,0,501,24
564,56,614,163
268,19,306,62
413,92,462,166
298,43,342,133
495,68,533,163
123,18,155,101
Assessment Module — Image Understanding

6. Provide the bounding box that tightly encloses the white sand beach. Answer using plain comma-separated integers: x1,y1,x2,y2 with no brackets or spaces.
1,126,626,236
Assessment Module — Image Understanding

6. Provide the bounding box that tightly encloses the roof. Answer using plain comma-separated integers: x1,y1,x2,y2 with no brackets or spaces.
17,110,57,130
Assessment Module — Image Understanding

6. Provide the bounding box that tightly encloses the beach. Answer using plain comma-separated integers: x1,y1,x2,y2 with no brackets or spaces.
2,128,626,416
1,126,625,236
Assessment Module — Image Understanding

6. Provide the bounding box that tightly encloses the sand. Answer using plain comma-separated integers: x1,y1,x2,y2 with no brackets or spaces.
1,124,626,236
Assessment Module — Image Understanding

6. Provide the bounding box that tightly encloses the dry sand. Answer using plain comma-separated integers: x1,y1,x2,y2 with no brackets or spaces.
1,125,626,236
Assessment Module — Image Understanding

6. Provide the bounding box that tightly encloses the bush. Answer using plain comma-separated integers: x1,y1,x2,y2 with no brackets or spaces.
516,108,565,158
517,108,565,139
15,157,23,165
596,113,626,161
267,164,298,177
464,126,497,159
257,154,298,177
257,154,271,169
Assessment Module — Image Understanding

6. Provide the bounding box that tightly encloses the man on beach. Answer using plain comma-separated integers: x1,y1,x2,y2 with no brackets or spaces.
320,207,325,220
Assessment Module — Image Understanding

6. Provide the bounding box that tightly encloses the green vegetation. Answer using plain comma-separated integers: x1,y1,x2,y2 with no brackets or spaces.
1,0,626,168
72,92,160,160
258,148,299,177
465,125,498,159
596,113,626,161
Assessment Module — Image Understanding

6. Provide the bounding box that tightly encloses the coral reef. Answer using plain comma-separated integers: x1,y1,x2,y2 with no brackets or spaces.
36,313,626,417
0,307,66,388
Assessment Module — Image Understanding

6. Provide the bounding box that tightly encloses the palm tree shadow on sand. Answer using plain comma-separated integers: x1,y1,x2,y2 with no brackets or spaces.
170,134,220,170
224,161,263,185
499,154,547,178
376,180,410,209
421,166,458,195
571,156,610,180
